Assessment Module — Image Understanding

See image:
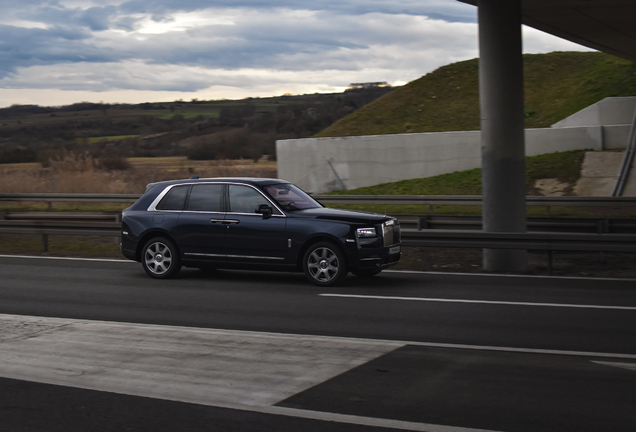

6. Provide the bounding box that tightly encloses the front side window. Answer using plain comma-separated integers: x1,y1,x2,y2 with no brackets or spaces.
264,183,322,211
229,185,276,214
187,184,224,212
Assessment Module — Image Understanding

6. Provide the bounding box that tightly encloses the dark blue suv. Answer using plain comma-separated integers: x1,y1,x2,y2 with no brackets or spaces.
121,177,401,286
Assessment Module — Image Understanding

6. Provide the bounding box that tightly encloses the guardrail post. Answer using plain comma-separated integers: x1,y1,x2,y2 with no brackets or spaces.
547,250,553,275
42,234,49,252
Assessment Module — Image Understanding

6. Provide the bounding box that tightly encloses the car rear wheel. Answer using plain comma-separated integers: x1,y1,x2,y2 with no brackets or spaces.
142,237,181,279
303,241,347,286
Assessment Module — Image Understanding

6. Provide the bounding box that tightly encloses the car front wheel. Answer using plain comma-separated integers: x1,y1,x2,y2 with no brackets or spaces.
141,237,181,279
303,241,348,286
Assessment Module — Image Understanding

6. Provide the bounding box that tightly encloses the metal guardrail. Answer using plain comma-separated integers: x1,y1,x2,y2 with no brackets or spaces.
401,229,636,275
400,229,636,253
398,215,636,234
314,194,636,207
1,222,634,275
0,212,121,252
0,202,634,275
0,211,635,275
0,193,140,210
2,193,636,208
0,193,141,203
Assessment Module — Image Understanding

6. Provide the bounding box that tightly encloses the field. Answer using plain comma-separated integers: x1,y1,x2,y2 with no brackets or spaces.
0,96,328,129
0,156,277,198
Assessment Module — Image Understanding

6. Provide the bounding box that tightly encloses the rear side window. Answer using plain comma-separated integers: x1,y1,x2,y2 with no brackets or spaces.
156,185,189,210
188,184,224,212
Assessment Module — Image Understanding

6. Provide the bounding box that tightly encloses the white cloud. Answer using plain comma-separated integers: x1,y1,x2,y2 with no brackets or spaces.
0,0,595,107
523,26,595,54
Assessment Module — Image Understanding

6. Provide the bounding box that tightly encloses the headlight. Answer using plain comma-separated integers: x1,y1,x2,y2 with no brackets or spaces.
357,227,377,238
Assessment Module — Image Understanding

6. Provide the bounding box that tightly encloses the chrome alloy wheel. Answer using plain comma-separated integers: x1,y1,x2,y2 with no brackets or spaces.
307,247,339,282
145,241,173,275
303,241,347,286
141,237,181,279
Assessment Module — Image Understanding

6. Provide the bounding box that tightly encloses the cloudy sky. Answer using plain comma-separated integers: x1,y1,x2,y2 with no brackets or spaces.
0,0,592,108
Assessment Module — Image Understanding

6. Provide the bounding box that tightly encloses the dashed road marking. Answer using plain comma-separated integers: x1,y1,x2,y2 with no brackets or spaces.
320,293,636,311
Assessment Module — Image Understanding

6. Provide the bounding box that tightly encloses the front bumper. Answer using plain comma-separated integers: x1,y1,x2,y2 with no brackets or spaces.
351,244,401,271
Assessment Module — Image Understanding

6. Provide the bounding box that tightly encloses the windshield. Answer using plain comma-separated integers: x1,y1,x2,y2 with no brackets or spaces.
263,183,322,211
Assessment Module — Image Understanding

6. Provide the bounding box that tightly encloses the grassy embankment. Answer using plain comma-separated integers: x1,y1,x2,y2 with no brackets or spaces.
317,51,636,137
315,51,636,217
326,150,596,217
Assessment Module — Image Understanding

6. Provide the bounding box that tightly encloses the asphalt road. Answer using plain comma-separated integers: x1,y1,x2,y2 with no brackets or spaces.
1,255,636,432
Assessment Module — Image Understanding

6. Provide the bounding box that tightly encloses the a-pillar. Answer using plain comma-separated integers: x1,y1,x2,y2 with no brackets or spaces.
478,0,527,271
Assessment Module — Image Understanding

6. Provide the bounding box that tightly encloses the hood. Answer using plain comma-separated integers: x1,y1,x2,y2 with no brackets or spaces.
290,207,390,224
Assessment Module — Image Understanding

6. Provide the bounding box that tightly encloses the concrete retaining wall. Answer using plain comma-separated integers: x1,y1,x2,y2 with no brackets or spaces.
276,97,635,194
552,97,636,128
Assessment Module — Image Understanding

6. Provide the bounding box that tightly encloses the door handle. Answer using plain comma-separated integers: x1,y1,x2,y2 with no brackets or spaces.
210,218,225,223
222,219,240,224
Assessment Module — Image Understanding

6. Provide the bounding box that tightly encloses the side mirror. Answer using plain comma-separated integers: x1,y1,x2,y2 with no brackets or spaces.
255,204,273,219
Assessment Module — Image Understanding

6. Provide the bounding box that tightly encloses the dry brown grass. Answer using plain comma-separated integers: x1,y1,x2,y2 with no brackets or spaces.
0,154,278,194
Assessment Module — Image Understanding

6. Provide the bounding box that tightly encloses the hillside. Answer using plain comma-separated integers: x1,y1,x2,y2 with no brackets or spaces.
0,87,393,165
316,51,636,137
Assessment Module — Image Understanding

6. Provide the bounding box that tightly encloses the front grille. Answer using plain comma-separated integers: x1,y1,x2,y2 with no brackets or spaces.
382,220,401,247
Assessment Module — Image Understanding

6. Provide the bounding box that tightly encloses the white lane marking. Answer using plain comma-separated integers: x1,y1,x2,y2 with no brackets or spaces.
320,293,636,311
592,361,636,372
257,406,504,432
386,269,636,281
0,254,133,263
396,341,636,360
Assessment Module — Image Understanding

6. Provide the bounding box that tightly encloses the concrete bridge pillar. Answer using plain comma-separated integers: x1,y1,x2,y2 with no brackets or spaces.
478,0,528,271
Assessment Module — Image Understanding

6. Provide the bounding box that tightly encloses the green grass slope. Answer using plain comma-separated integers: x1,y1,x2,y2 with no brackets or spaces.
317,51,636,137
329,150,586,196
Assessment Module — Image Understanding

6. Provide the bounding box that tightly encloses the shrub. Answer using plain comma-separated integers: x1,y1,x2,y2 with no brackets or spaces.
96,155,132,171
47,150,95,173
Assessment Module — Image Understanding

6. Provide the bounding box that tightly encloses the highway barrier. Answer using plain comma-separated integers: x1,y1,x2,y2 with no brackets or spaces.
1,209,635,274
2,193,636,209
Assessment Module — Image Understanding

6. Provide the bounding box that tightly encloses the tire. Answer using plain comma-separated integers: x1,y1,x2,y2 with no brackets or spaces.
141,237,182,279
303,241,348,286
352,268,382,277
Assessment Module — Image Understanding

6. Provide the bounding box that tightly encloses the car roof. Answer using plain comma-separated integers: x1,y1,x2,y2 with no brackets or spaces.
145,177,290,193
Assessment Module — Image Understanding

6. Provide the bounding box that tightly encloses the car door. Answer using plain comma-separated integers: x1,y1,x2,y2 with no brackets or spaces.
174,183,226,264
224,184,288,265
